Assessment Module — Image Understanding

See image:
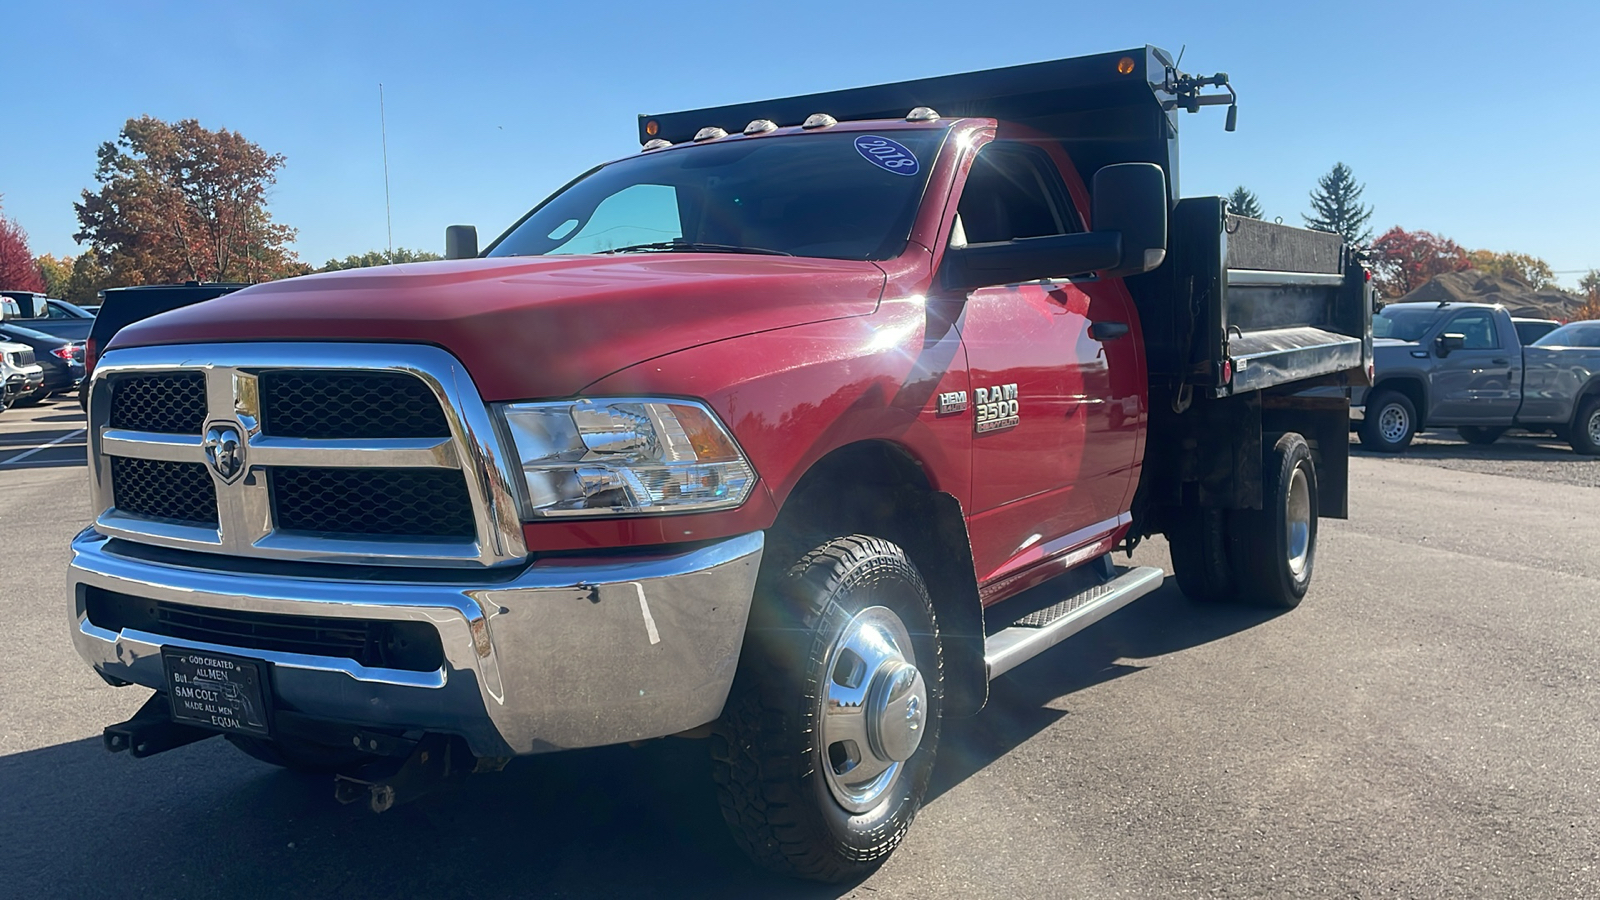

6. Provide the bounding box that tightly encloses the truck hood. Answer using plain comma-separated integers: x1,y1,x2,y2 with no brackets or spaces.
108,255,888,399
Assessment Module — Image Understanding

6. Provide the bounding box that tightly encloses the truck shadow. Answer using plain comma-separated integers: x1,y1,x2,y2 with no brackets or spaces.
0,583,1277,899
1352,430,1586,461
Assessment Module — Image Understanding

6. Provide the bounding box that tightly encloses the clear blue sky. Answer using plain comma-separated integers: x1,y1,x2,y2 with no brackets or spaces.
3,0,1595,284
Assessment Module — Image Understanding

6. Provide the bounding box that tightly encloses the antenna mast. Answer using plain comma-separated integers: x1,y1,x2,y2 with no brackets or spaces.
380,83,394,262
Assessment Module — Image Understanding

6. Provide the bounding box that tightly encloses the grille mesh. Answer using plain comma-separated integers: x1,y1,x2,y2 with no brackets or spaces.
271,467,475,539
84,587,445,672
110,372,207,434
111,456,218,526
261,371,449,439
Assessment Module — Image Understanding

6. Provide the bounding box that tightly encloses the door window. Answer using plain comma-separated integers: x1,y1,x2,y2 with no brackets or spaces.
1445,311,1499,350
955,143,1081,245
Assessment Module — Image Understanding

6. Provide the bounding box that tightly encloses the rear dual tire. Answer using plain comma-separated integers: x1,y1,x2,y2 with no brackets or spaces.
1167,433,1317,610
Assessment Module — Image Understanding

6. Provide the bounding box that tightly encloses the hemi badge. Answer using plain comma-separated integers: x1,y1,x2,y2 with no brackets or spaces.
937,391,968,415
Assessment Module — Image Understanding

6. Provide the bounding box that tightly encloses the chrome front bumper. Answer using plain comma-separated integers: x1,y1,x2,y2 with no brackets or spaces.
69,529,763,757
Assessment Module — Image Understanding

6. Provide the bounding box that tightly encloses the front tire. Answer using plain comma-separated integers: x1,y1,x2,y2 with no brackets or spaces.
1228,432,1318,609
1570,397,1600,456
1357,390,1417,452
1457,425,1506,445
712,535,943,883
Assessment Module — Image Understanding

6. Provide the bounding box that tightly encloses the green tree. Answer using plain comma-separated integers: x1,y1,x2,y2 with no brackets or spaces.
75,116,303,285
1303,162,1373,245
1227,186,1264,219
35,253,74,297
317,247,443,272
1577,269,1600,296
63,249,114,305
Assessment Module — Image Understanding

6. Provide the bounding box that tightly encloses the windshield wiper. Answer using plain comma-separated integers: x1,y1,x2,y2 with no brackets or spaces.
594,240,792,257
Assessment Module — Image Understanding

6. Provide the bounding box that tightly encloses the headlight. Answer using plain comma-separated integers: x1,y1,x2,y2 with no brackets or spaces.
497,398,756,518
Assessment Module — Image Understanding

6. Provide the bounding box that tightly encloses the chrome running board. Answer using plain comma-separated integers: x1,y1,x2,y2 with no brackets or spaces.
983,565,1165,680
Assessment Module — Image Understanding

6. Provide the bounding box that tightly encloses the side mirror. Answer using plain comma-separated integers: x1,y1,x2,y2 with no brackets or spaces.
939,162,1168,291
1436,333,1465,357
1090,162,1168,277
445,225,479,260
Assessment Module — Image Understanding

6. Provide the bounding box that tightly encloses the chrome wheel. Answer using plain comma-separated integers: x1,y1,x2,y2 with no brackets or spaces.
1588,409,1600,447
818,605,928,814
1378,403,1410,444
1285,464,1312,578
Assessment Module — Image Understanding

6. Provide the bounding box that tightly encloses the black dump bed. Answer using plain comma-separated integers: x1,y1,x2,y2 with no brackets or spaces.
643,47,1373,400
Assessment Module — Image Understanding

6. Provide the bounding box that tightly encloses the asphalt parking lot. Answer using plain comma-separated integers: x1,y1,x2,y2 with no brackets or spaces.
2,399,1596,898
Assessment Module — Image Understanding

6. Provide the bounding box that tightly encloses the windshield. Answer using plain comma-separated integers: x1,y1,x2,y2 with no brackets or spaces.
486,130,947,261
1533,321,1600,348
1373,305,1446,342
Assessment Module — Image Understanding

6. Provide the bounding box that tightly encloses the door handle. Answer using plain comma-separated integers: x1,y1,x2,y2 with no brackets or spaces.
1090,322,1130,341
1491,358,1509,365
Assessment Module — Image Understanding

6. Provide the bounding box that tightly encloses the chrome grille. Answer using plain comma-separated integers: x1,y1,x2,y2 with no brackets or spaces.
111,372,207,434
110,457,218,526
261,371,450,439
271,467,475,539
87,343,527,568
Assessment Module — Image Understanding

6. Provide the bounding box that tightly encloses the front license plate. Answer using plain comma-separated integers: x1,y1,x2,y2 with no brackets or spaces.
162,648,272,737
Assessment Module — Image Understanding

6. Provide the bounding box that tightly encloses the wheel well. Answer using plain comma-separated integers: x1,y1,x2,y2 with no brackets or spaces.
766,441,988,717
1372,378,1425,422
1572,379,1600,422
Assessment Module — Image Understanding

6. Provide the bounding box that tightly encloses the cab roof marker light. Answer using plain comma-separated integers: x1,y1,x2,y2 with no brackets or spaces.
641,139,673,152
693,126,728,142
905,107,940,122
801,113,838,129
743,119,778,135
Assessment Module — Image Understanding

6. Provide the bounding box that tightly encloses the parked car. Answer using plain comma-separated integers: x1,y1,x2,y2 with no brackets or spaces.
0,323,85,401
1356,302,1600,454
1512,317,1560,345
0,340,45,412
84,283,248,376
1533,320,1600,349
0,291,95,341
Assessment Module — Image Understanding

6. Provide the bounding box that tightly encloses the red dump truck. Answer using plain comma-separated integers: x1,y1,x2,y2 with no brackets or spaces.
71,47,1372,881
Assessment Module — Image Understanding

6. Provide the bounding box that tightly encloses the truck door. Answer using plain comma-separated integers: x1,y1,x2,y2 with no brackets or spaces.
1429,309,1520,422
954,140,1141,584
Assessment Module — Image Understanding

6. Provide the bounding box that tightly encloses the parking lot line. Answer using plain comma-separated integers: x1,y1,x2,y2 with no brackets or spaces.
0,428,86,466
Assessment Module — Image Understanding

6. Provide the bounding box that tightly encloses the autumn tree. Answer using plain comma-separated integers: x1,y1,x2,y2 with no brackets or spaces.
1369,226,1470,298
1575,269,1600,322
318,248,443,272
1227,186,1264,219
0,199,47,292
1304,162,1373,245
1466,250,1553,290
35,253,73,297
75,116,303,285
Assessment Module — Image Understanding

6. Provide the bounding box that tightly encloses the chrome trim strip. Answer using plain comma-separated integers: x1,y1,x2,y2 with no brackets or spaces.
247,436,460,468
1227,269,1346,287
86,343,528,568
102,430,204,461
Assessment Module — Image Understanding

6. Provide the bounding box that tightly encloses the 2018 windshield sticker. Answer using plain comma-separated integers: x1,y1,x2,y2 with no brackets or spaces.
854,136,920,176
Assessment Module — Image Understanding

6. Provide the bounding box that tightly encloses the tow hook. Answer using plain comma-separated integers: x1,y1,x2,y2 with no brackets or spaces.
333,733,492,813
103,693,215,758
